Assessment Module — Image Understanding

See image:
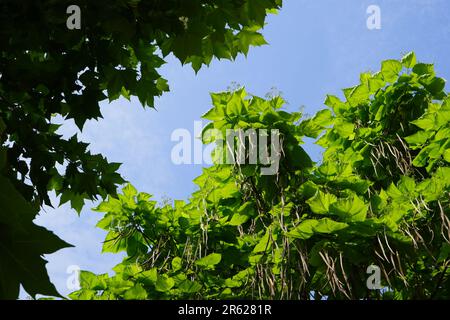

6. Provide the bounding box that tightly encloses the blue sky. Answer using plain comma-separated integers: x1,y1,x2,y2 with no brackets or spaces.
29,0,450,297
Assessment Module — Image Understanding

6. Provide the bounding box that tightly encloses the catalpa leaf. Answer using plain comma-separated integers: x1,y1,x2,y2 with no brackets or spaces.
381,59,402,82
306,190,337,215
401,52,417,68
155,276,175,292
330,195,368,222
288,218,348,239
124,284,148,300
195,253,222,267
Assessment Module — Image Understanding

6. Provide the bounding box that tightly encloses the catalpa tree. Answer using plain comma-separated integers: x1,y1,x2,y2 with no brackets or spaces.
0,0,282,299
71,53,450,300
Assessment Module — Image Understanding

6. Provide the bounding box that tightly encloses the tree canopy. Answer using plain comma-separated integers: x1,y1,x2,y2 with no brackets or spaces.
0,0,281,299
71,53,450,300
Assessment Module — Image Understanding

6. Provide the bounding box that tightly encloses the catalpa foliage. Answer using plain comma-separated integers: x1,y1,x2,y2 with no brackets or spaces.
71,53,450,300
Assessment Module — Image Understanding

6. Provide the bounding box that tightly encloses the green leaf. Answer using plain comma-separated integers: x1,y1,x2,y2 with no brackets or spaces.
404,130,430,146
122,184,137,199
139,268,158,286
195,253,222,268
102,231,127,253
124,284,148,300
412,143,440,167
68,289,97,300
306,190,337,214
438,243,450,262
334,120,355,139
178,280,202,294
155,275,175,292
425,77,446,95
253,231,271,253
0,175,72,299
411,114,436,131
329,196,368,222
368,73,386,93
202,106,225,121
324,95,346,114
313,218,348,234
229,213,250,226
398,176,416,195
172,257,183,272
347,84,370,106
298,181,319,199
443,149,450,163
288,218,348,239
381,59,402,82
299,109,333,138
94,197,123,214
237,30,267,55
288,219,319,240
401,52,417,68
79,271,108,290
413,63,435,76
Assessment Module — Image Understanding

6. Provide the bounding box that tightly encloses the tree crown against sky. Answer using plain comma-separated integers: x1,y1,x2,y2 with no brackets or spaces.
71,53,450,300
0,0,281,299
